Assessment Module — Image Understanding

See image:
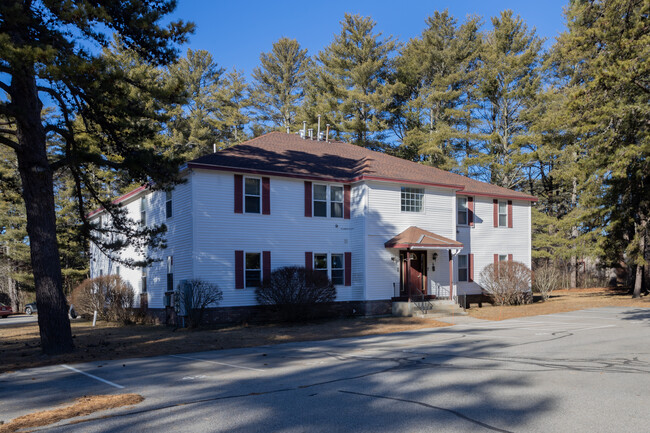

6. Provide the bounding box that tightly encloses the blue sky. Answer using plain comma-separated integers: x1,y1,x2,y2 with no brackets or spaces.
171,0,569,74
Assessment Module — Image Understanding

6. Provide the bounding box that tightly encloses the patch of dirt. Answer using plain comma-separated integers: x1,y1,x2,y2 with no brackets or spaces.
0,316,449,373
466,287,650,321
0,394,143,433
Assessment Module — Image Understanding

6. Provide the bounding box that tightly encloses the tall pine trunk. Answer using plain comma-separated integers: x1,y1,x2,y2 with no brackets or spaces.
12,66,73,355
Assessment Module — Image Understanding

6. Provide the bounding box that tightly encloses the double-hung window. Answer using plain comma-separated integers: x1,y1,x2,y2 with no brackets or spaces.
313,184,344,218
331,254,344,285
313,253,328,279
457,197,468,225
141,267,148,293
140,197,147,227
498,254,507,262
458,255,468,282
313,253,345,285
165,191,172,219
330,186,343,218
245,252,261,287
166,256,173,292
401,187,424,212
498,200,507,227
245,178,261,214
313,185,328,217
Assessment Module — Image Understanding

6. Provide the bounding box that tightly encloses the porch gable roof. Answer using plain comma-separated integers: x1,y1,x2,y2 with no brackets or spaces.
384,226,463,250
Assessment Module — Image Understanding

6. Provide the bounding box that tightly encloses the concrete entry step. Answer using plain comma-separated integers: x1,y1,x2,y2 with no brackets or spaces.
392,300,467,317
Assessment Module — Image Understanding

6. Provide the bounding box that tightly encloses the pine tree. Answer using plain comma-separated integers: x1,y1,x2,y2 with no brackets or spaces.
305,14,398,148
251,38,311,131
555,0,649,296
168,49,225,159
392,11,481,170
213,69,251,147
471,10,543,189
0,1,193,354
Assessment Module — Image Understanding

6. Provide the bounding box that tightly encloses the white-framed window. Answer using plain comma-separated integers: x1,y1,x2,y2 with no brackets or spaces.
140,197,146,227
141,267,148,293
313,184,344,218
314,253,328,278
498,200,507,227
330,185,343,218
165,190,172,219
313,184,328,217
244,177,261,214
166,256,173,291
331,254,344,285
457,197,468,225
245,252,261,287
313,253,345,285
498,254,507,262
458,255,468,282
401,187,424,212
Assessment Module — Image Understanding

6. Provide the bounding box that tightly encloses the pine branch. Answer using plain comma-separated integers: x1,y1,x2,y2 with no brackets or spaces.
0,135,19,151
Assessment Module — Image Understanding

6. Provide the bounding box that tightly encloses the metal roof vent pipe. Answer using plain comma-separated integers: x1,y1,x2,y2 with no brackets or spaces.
308,128,313,140
317,115,321,141
286,126,290,133
302,121,307,139
326,124,330,142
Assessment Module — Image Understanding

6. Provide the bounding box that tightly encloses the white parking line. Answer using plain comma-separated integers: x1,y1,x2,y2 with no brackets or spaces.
60,364,124,389
170,354,266,372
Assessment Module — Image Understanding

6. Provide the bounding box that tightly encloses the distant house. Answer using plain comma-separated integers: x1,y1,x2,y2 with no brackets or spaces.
89,132,536,321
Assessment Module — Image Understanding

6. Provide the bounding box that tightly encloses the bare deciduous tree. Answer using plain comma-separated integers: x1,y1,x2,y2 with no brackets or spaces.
176,279,223,328
480,261,532,306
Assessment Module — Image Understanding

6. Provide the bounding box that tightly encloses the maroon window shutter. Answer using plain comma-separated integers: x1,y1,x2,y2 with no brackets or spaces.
262,177,270,215
345,252,352,286
263,251,271,281
507,200,513,228
493,199,498,227
234,174,243,214
468,196,474,227
305,252,313,270
469,253,474,282
344,185,351,219
304,181,312,217
235,250,244,289
493,253,499,273
508,253,513,262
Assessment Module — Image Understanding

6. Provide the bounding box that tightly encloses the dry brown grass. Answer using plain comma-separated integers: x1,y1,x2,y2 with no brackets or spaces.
0,394,143,433
0,316,450,374
466,287,650,320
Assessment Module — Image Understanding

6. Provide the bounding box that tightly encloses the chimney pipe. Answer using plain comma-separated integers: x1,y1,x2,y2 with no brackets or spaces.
326,124,330,142
286,126,290,133
213,143,216,153
302,121,307,139
317,115,321,141
308,128,313,140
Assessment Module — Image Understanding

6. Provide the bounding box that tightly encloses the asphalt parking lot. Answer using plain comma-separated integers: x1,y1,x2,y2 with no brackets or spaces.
1,307,649,432
0,314,37,326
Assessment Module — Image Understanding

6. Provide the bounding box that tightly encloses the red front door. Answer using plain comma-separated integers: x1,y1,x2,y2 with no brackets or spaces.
400,251,427,297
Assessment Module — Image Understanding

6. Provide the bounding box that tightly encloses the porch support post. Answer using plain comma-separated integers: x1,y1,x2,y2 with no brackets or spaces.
448,249,453,300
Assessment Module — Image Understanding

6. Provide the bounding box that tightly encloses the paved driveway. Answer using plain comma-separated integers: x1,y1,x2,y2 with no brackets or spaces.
1,307,649,432
0,314,37,326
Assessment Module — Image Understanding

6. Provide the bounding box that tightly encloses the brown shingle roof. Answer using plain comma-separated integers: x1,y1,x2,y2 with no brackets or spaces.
384,226,463,249
189,132,537,201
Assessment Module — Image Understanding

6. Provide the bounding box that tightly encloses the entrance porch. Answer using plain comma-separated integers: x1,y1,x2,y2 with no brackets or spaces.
384,226,464,316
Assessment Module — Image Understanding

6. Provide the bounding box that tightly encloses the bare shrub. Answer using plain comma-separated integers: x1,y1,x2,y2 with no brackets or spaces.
72,276,135,323
532,265,561,301
255,266,336,321
479,261,532,306
175,279,223,328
